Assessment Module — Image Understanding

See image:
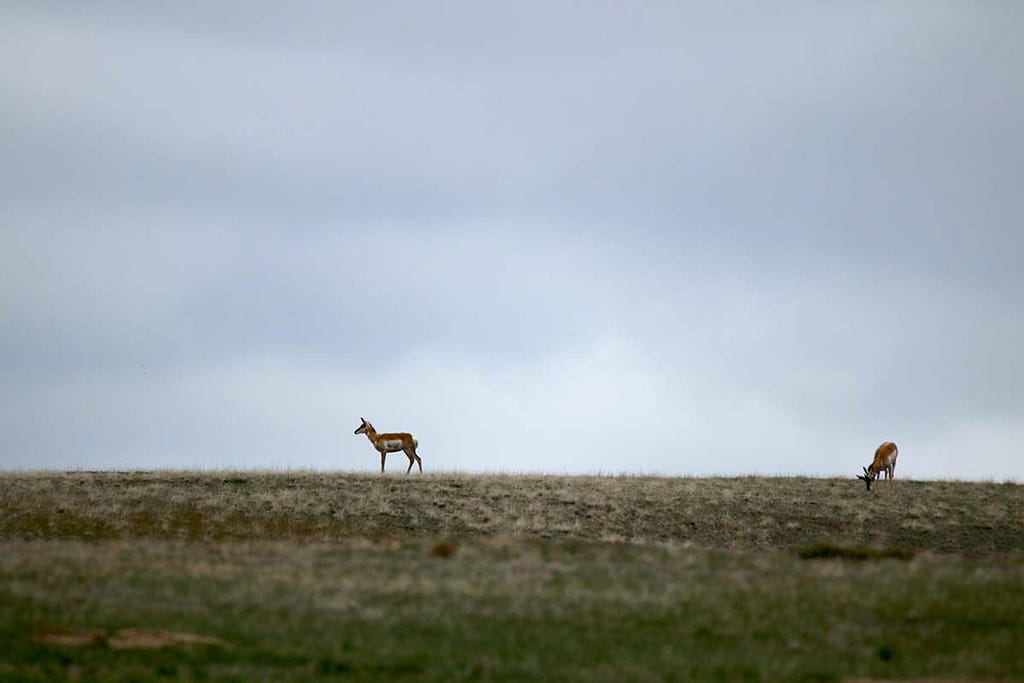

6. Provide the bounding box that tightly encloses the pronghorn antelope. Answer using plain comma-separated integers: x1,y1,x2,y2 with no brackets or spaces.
354,418,422,474
857,441,899,491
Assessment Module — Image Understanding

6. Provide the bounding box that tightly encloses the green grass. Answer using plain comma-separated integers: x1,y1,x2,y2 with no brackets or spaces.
1,472,1022,681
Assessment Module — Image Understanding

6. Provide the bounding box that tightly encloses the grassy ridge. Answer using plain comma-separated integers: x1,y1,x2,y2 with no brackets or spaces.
2,471,1022,553
1,472,1022,682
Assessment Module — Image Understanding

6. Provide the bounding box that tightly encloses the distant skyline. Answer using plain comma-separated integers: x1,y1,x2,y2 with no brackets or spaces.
2,2,1022,479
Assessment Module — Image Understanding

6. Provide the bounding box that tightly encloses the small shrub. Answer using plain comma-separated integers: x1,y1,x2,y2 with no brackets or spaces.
318,658,353,674
430,541,456,558
798,542,914,561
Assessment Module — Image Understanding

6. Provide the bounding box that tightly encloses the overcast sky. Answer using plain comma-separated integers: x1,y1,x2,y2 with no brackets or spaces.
2,2,1022,479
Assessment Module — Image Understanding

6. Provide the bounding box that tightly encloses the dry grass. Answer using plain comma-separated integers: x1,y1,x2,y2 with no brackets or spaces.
1,471,1021,554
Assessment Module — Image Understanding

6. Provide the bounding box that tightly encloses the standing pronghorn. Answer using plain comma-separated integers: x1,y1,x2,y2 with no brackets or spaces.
354,418,423,474
857,441,899,491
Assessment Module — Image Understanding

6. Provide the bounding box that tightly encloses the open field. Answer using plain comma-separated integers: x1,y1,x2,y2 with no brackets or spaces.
1,472,1022,681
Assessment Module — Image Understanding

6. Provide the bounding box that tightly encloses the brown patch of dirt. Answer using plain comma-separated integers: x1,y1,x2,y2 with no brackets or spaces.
33,628,106,647
34,627,230,649
107,629,230,649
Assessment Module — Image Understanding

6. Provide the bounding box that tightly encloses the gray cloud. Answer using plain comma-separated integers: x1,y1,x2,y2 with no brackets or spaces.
2,2,1022,479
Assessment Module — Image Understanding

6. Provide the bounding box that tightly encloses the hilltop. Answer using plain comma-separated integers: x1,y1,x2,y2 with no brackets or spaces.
2,471,1021,554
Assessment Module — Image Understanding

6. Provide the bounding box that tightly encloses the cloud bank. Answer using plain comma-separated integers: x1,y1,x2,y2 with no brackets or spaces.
2,3,1022,479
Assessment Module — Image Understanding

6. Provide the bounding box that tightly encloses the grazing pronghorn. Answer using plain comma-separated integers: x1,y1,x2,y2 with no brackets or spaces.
857,441,899,491
354,418,422,474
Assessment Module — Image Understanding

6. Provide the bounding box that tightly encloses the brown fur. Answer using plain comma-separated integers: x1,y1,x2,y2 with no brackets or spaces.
868,441,899,478
372,431,416,445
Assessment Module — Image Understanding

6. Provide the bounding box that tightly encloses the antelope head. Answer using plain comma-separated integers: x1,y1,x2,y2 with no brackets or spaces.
856,466,876,492
354,417,371,435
